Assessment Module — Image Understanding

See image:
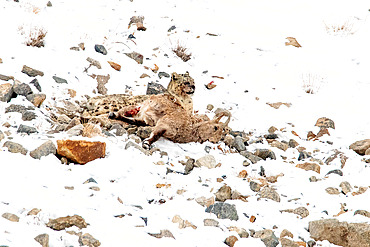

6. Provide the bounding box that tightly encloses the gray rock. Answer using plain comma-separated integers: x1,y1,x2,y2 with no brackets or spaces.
259,187,280,202
136,126,152,140
125,51,144,64
254,149,276,160
158,72,170,79
0,74,14,81
3,141,28,155
21,65,44,77
17,124,38,134
5,104,28,113
205,202,239,221
22,111,37,121
195,155,216,169
250,181,261,192
13,82,33,96
184,158,195,175
30,140,56,159
233,136,246,152
168,25,176,32
298,151,311,161
326,169,343,176
52,76,68,84
78,233,101,247
110,124,127,136
146,82,167,95
239,151,263,164
30,78,42,92
254,229,279,247
67,124,84,136
95,44,107,55
265,133,278,139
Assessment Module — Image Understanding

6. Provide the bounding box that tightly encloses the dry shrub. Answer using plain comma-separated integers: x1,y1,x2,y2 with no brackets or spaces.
26,28,47,47
301,73,326,94
172,43,192,62
324,18,358,37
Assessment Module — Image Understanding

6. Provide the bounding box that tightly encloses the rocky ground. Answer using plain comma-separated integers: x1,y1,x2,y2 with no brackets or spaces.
1,0,370,247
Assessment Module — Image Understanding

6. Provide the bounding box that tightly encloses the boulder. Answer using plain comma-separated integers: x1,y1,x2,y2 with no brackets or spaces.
349,139,370,155
0,83,13,102
57,140,106,164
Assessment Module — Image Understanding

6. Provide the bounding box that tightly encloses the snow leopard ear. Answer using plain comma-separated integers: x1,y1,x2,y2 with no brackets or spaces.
171,72,180,81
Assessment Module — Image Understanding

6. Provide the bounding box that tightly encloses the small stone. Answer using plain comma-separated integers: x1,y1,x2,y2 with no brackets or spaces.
3,141,28,155
266,133,278,139
30,140,56,159
125,51,144,64
22,65,44,77
172,215,197,229
280,229,293,239
206,104,214,111
184,158,195,175
168,25,176,32
325,187,341,195
240,151,263,164
27,208,41,216
270,140,289,151
68,89,76,98
349,139,370,155
215,185,232,202
354,210,370,218
0,74,14,81
280,207,309,218
195,196,215,208
78,233,101,247
148,229,175,239
2,212,20,222
298,151,311,161
228,226,249,238
34,233,49,247
309,176,318,182
46,1,52,7
243,160,250,167
296,162,320,173
67,124,84,136
47,215,87,230
205,202,239,221
158,72,170,79
254,229,279,247
315,117,335,129
259,187,280,202
13,82,33,96
52,76,68,84
57,140,106,164
195,155,216,169
233,136,246,152
107,61,121,71
82,123,102,138
238,170,248,178
339,181,352,194
254,149,276,160
250,181,261,192
95,44,107,55
225,235,238,247
146,82,167,95
0,130,4,141
17,124,38,134
86,57,102,69
204,219,219,227
26,93,46,107
0,83,14,102
326,169,343,176
268,126,278,134
288,139,299,148
21,111,37,121
285,37,301,48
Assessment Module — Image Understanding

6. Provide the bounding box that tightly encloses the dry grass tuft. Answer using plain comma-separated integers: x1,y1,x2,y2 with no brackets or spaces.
324,18,358,37
301,73,326,94
172,43,192,62
26,28,47,47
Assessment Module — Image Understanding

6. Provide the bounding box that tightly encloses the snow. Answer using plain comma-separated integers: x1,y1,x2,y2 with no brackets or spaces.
1,0,370,246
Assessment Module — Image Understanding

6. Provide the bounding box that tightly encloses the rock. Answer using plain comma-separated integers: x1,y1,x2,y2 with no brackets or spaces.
225,235,238,247
254,229,279,247
78,233,101,247
30,140,56,159
205,202,239,221
195,196,215,208
259,187,280,202
280,229,293,239
57,114,71,124
270,140,289,151
315,117,335,129
288,139,299,148
125,51,144,64
47,215,87,231
349,139,370,155
215,185,232,202
96,74,110,95
82,123,102,138
195,155,216,169
22,65,44,77
52,76,68,84
266,133,278,139
34,233,49,247
56,140,106,164
298,151,311,161
309,219,370,247
250,181,261,192
184,158,195,175
22,111,37,121
26,93,46,107
27,208,41,216
67,124,84,136
136,126,153,140
5,104,29,113
86,57,102,69
2,212,20,222
228,226,249,238
0,130,4,141
107,61,121,71
326,169,343,176
3,141,28,155
17,124,38,134
129,16,146,30
204,219,219,227
285,37,301,48
13,82,33,96
146,82,167,95
325,187,340,195
94,44,107,55
46,1,52,7
296,163,320,173
354,210,370,218
233,136,246,152
0,74,14,81
148,229,175,239
240,151,263,164
30,78,42,92
267,102,292,109
254,149,276,160
0,83,13,102
172,215,197,229
110,124,126,136
280,238,300,247
158,72,170,79
280,207,309,218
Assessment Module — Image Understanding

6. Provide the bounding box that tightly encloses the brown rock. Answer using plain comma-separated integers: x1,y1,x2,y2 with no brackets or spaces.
96,74,110,95
86,57,102,69
78,233,101,247
204,219,219,227
225,235,238,247
285,37,302,48
270,140,289,151
68,89,76,98
309,219,370,247
339,181,352,195
82,123,102,138
267,102,292,109
107,61,121,71
237,170,248,178
280,229,294,239
0,74,14,81
27,208,41,216
325,187,341,195
215,184,232,202
259,187,280,202
280,238,300,247
315,117,335,129
354,210,370,218
228,226,249,238
22,65,44,77
34,233,49,247
307,131,316,140
0,83,13,102
296,162,320,173
316,128,330,138
57,140,106,164
280,207,309,218
2,212,19,222
148,229,175,239
26,93,46,107
172,215,197,229
47,215,87,231
195,196,215,207
349,139,370,155
125,51,144,64
268,126,278,134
